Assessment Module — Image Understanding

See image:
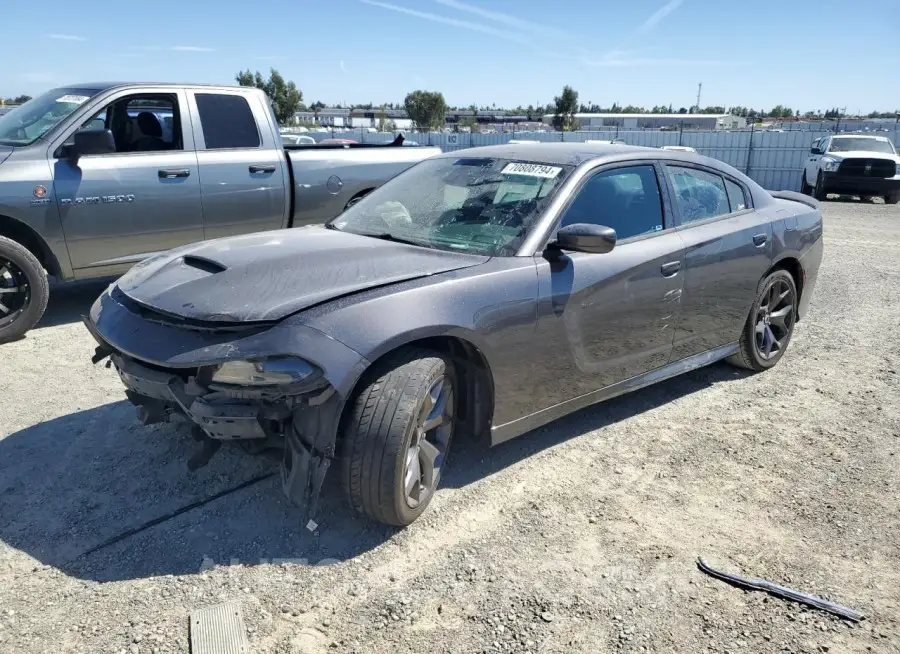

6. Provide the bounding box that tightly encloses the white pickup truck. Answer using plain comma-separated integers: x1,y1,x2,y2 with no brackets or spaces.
800,134,900,204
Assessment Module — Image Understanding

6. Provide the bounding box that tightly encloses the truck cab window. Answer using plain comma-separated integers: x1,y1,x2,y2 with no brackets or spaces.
70,94,183,154
195,93,261,149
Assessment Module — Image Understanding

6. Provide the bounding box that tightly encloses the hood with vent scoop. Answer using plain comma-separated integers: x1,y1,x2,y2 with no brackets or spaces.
115,226,488,323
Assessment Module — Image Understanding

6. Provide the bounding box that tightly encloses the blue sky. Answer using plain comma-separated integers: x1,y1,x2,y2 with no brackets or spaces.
3,0,898,112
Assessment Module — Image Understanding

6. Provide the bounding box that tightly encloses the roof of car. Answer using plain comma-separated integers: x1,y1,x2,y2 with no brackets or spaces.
67,82,251,93
435,142,711,167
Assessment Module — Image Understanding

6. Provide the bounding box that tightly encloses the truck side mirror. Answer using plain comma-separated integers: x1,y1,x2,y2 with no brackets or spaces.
70,129,116,160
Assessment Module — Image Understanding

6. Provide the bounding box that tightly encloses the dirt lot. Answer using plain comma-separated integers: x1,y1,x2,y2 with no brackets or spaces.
1,200,898,654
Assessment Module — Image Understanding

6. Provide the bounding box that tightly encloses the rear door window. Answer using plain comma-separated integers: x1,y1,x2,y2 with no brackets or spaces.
195,93,260,149
668,166,730,223
724,178,748,212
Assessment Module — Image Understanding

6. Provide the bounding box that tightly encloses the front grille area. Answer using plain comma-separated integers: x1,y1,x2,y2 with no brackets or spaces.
110,285,271,333
837,158,895,178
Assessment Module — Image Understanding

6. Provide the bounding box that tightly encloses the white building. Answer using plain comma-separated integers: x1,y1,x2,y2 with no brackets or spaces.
542,113,747,130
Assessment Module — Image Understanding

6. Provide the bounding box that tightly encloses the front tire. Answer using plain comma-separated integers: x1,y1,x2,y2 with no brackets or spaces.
886,194,899,205
341,348,456,526
0,236,49,344
727,269,798,372
812,172,827,201
799,171,812,195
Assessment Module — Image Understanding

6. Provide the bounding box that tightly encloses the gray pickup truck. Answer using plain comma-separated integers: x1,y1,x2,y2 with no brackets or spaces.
0,83,440,342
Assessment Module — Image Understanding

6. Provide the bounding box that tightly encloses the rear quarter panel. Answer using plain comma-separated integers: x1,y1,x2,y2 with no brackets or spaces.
287,147,440,225
772,199,824,319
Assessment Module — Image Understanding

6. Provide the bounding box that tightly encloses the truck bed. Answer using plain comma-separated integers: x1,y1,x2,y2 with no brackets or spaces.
283,138,441,227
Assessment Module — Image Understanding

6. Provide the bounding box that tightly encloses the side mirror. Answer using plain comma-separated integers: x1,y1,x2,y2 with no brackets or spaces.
552,223,617,254
70,129,116,160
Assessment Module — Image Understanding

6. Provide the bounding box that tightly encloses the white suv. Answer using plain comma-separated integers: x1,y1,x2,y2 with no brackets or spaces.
801,134,900,204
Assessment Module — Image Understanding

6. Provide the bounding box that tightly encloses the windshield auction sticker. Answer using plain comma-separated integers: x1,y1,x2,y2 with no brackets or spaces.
56,95,90,105
501,162,562,179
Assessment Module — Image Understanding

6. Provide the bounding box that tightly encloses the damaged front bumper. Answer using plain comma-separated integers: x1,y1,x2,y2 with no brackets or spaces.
83,288,369,517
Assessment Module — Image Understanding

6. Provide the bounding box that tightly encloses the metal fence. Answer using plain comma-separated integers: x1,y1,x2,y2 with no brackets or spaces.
301,128,900,192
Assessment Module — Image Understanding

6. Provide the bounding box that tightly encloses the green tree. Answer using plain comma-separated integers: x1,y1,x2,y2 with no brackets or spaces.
552,85,579,131
2,94,32,105
235,68,303,125
403,90,447,131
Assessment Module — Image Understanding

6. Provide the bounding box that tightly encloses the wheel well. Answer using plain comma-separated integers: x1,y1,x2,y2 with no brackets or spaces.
0,215,61,278
344,188,374,210
768,257,804,311
339,336,495,451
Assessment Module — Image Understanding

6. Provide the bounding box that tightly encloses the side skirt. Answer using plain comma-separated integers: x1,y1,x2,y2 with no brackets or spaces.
490,342,739,446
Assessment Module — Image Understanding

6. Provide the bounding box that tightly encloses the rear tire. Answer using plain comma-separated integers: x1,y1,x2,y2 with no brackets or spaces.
886,194,900,205
727,269,798,372
860,195,873,203
341,348,456,526
799,171,812,195
0,236,49,344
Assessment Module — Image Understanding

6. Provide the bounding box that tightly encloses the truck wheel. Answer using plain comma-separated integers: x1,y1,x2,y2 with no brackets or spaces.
886,194,899,205
341,348,456,526
0,236,49,344
799,171,812,195
812,172,828,201
727,269,797,372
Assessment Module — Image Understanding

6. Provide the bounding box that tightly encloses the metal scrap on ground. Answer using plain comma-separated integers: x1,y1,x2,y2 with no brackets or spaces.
697,557,865,622
189,601,250,654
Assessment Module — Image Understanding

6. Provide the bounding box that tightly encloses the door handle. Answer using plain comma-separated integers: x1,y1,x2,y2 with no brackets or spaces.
158,168,190,179
249,164,277,174
752,233,768,247
660,261,681,277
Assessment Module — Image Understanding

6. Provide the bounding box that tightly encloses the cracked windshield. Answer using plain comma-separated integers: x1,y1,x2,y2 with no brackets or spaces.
331,157,573,255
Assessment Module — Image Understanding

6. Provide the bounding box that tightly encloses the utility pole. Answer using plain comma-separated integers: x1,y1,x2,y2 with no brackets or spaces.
695,82,702,113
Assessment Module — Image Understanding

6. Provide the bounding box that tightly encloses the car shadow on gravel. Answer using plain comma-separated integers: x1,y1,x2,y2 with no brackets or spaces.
35,279,112,330
443,361,749,490
0,363,747,583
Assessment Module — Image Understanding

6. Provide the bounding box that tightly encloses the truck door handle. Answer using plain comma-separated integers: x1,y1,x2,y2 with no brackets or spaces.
158,168,190,179
249,164,277,174
752,233,768,247
660,261,681,277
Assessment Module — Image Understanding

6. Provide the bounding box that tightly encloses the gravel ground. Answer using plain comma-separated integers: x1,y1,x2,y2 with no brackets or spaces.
1,200,898,654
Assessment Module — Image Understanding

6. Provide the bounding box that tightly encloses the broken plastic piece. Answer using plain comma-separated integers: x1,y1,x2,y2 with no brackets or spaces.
188,437,222,471
697,557,865,622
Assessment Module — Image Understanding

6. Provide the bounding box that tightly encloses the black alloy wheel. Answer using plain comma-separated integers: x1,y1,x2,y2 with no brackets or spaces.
753,277,795,362
403,374,454,510
0,236,49,344
728,269,798,372
341,348,457,526
0,257,30,330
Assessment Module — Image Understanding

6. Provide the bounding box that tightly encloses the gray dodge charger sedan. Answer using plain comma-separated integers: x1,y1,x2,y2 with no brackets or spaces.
85,143,824,527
